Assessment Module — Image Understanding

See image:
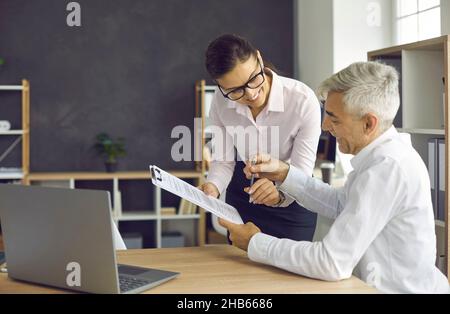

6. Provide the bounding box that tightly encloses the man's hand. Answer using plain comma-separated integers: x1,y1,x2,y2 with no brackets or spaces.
243,154,290,183
244,178,281,206
219,218,261,252
198,182,220,199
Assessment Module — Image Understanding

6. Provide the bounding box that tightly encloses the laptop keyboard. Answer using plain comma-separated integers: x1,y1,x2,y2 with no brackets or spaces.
119,275,150,293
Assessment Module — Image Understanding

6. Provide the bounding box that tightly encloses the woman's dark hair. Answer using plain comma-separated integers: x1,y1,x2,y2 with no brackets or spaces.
205,34,259,80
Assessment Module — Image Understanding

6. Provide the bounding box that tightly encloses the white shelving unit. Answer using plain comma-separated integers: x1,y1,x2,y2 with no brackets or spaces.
0,130,25,135
119,212,200,221
25,171,205,248
0,172,24,180
161,214,201,220
369,35,450,279
0,85,23,91
402,50,445,130
0,80,30,184
398,129,446,136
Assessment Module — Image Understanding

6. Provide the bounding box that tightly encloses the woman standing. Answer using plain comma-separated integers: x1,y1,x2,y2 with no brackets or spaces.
199,34,321,241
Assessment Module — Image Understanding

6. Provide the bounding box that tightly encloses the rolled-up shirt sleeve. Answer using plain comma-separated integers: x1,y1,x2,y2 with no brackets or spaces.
278,165,346,219
206,97,236,195
248,160,402,282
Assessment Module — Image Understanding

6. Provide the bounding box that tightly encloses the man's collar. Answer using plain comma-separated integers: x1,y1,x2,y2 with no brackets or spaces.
350,126,398,169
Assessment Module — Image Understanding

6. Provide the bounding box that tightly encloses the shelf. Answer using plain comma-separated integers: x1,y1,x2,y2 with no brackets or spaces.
0,85,23,91
0,130,25,135
436,220,446,228
117,212,200,222
398,128,445,135
27,170,203,181
118,211,158,221
161,214,201,220
368,35,447,58
0,172,24,180
204,86,217,92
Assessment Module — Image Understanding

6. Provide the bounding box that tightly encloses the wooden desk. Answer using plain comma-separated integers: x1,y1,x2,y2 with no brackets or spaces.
0,246,376,294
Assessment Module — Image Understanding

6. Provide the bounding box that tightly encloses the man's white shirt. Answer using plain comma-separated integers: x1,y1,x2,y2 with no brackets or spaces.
248,127,450,293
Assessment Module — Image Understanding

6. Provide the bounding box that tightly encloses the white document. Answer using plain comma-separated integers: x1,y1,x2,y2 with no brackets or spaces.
150,165,243,224
111,217,127,250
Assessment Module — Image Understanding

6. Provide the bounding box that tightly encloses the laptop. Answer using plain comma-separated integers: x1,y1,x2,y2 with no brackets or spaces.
0,184,179,294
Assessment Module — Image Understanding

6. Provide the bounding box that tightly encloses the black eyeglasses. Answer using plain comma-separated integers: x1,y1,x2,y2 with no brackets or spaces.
217,61,265,101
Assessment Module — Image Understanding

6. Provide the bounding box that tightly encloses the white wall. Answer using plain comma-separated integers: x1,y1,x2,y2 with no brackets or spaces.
297,0,393,182
332,0,393,179
294,0,394,241
442,0,450,35
295,0,334,90
295,0,393,86
333,0,393,72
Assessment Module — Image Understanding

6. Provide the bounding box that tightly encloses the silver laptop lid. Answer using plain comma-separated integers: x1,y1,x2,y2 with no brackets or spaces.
0,184,120,294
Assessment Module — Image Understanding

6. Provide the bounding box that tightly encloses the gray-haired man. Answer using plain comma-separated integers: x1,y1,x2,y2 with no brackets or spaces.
219,62,450,294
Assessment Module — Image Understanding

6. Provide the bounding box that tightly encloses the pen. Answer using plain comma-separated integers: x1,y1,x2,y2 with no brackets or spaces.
249,158,257,203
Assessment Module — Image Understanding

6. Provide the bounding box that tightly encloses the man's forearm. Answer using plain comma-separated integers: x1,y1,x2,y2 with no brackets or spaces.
279,165,344,220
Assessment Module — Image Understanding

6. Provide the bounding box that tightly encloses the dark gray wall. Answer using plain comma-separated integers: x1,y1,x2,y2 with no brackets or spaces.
0,0,294,171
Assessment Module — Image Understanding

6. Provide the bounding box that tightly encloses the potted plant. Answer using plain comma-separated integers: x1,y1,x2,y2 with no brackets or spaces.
94,133,126,172
0,58,4,68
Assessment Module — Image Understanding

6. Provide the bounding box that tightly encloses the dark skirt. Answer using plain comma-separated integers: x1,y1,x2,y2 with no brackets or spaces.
226,162,317,241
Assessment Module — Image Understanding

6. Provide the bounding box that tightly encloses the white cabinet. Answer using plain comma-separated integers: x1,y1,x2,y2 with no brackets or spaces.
0,80,30,182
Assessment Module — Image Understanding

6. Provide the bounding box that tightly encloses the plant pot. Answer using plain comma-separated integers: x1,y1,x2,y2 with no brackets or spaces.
105,162,118,173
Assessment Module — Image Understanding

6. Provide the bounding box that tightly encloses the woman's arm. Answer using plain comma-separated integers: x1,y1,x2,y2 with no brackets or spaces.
205,95,236,195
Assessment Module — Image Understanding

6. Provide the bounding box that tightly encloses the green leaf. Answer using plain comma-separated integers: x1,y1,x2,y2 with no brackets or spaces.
94,132,127,162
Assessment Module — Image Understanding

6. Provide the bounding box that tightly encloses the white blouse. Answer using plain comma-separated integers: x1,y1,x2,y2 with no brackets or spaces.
206,70,322,206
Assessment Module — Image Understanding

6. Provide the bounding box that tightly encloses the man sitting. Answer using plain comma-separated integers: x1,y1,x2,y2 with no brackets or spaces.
219,61,450,294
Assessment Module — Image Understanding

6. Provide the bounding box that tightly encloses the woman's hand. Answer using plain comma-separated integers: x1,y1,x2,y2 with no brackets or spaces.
244,154,290,183
244,178,281,206
198,182,220,199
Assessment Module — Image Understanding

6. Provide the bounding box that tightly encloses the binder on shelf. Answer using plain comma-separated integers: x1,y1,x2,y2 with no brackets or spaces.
442,77,446,128
177,198,185,215
187,202,196,215
161,207,177,216
428,139,439,218
191,203,198,215
177,197,198,215
438,139,446,221
187,201,196,214
178,198,197,215
178,198,189,215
